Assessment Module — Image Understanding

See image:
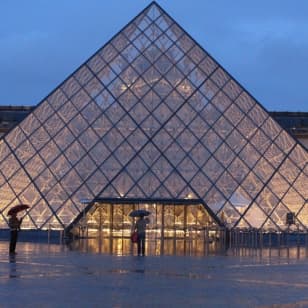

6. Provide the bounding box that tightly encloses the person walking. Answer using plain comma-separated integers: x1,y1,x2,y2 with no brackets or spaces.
8,213,23,255
134,215,149,256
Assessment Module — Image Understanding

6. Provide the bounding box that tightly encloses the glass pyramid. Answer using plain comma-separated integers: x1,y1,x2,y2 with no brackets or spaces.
0,2,307,231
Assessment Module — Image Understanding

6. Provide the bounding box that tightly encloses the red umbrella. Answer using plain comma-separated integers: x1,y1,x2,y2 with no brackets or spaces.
7,204,30,216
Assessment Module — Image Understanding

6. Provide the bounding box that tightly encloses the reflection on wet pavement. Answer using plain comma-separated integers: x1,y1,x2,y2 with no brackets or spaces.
0,241,308,307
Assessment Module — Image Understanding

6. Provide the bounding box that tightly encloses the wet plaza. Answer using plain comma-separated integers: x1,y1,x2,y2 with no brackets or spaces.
1,239,308,308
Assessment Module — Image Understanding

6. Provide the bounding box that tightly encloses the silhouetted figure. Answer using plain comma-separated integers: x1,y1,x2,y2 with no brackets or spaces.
8,214,22,255
134,216,149,256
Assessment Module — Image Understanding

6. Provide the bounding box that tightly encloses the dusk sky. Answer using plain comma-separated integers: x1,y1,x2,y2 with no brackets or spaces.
1,0,308,111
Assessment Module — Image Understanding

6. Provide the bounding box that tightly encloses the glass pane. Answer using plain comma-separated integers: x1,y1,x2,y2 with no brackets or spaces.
163,171,187,198
25,155,46,179
188,114,209,139
78,127,99,150
50,154,72,181
47,89,67,111
176,34,194,53
154,33,173,52
57,101,78,123
201,130,222,154
187,66,207,88
39,140,61,166
226,129,247,154
87,170,108,196
278,158,300,184
29,126,50,151
264,143,285,168
165,44,184,63
100,156,122,181
237,117,257,139
100,43,118,63
211,68,230,87
140,115,161,138
202,157,224,182
111,32,130,52
65,141,85,165
68,114,89,138
204,186,225,214
199,79,219,100
228,157,250,184
213,116,233,139
223,80,242,100
133,33,151,52
288,144,308,169
190,171,212,198
187,45,205,65
34,168,57,195
61,169,83,196
261,117,281,141
103,129,125,152
275,130,296,154
87,54,106,74
113,171,135,197
292,172,308,200
9,169,31,196
241,171,263,199
177,156,198,182
200,103,221,125
5,126,26,149
244,203,267,229
214,143,235,168
235,92,255,113
97,65,117,86
74,65,94,86
144,45,162,64
239,143,260,169
165,142,186,166
282,187,304,214
216,171,238,199
256,187,279,215
15,140,36,165
250,130,271,154
189,142,211,166
248,104,267,127
219,202,241,228
139,171,160,196
81,101,102,125
224,103,244,126
114,141,136,166
74,155,97,181
53,127,75,151
61,77,80,98
123,22,141,41
44,112,65,137
268,173,290,199
20,113,41,136
253,157,274,183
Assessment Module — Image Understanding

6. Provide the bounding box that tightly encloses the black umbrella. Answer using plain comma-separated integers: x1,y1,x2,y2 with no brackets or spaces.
129,209,151,217
7,204,30,216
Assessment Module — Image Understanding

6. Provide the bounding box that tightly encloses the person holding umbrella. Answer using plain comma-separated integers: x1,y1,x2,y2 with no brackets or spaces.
134,214,149,256
8,213,23,255
7,204,29,255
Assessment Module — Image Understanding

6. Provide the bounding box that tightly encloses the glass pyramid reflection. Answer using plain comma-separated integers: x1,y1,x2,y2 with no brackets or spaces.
0,2,307,231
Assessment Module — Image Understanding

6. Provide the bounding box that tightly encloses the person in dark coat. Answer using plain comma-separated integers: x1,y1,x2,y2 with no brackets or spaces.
134,215,149,256
8,213,23,254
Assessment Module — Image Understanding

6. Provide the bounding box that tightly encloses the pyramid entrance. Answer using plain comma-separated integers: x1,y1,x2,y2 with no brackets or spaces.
69,198,225,255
